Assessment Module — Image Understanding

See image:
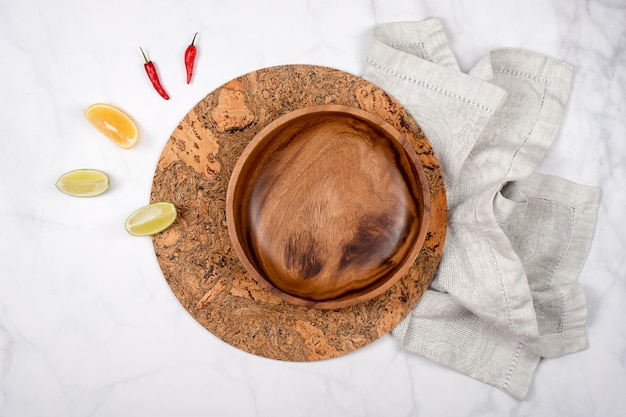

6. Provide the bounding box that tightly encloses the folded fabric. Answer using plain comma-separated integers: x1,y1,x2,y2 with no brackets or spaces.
361,18,600,399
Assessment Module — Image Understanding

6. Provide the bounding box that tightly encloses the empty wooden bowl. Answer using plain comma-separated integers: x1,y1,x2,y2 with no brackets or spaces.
226,105,430,309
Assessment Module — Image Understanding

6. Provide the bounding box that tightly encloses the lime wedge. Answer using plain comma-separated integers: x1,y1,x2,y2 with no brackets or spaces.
125,202,177,236
55,169,110,197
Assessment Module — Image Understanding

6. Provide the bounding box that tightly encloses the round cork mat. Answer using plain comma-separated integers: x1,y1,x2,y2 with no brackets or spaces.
151,65,447,361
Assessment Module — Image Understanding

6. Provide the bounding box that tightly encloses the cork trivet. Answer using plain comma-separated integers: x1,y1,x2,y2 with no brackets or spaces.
151,65,447,361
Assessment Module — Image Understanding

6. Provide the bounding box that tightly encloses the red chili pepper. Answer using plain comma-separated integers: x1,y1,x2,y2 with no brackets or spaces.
140,47,169,100
185,33,198,84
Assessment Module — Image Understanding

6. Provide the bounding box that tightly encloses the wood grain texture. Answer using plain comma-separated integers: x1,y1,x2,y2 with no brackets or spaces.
151,65,447,361
227,105,430,308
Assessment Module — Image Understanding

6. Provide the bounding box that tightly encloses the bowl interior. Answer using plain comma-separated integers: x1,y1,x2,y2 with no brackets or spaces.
226,105,430,309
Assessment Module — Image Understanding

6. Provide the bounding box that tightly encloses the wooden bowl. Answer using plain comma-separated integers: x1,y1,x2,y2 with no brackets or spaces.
226,105,430,309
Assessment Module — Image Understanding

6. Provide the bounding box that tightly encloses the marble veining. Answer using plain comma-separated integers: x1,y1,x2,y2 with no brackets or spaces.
0,0,624,416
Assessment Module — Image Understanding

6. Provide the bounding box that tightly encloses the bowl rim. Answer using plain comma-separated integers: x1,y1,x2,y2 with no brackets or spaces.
226,104,431,309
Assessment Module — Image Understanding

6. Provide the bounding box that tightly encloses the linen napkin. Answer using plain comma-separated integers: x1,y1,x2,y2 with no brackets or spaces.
361,18,600,399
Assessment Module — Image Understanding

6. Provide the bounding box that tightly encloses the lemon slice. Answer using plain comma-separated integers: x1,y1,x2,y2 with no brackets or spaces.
84,103,139,149
125,202,177,236
55,169,110,197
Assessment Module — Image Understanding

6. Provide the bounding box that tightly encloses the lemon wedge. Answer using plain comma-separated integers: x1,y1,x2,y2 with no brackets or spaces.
55,169,110,197
84,103,139,149
125,202,177,236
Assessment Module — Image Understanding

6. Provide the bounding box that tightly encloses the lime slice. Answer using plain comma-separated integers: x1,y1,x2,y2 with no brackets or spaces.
125,202,177,236
55,169,110,197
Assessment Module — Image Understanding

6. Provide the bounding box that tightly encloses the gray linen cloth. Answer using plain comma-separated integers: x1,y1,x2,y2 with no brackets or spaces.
361,18,600,399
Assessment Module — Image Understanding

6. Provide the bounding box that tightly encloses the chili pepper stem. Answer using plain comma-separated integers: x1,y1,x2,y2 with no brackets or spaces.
140,47,149,63
190,32,198,46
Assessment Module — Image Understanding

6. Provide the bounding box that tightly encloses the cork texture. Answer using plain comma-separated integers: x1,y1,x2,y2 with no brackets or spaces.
151,65,447,361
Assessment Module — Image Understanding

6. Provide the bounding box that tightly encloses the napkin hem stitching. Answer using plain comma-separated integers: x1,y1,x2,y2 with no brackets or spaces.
493,67,549,84
389,41,429,60
528,196,576,290
390,41,426,49
497,69,549,176
479,205,516,332
558,286,567,334
365,59,498,113
502,341,524,390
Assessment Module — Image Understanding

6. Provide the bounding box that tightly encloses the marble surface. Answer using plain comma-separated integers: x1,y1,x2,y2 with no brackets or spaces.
0,0,624,416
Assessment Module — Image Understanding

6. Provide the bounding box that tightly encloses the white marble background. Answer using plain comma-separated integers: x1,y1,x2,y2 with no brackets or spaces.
1,0,624,415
